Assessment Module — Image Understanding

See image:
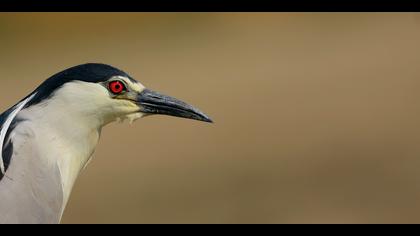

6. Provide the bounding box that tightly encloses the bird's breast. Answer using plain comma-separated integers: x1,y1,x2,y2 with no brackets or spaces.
1,115,101,222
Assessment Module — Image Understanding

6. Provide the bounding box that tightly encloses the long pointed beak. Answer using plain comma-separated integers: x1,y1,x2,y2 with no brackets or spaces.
137,89,213,123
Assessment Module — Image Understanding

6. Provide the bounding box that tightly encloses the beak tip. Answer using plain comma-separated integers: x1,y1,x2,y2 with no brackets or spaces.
195,113,213,123
203,117,214,123
195,111,213,123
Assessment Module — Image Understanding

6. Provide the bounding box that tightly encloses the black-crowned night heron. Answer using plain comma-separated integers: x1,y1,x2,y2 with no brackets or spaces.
0,63,212,224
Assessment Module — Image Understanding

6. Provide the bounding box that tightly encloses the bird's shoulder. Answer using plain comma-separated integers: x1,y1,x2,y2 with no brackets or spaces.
0,93,37,180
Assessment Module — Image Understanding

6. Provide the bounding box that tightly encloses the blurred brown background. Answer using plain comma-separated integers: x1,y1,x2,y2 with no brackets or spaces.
1,13,420,223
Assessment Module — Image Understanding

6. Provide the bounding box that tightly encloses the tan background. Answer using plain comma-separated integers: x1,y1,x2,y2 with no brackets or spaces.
1,13,420,223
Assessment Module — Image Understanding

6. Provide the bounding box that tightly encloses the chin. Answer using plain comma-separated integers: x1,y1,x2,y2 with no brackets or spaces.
116,112,145,124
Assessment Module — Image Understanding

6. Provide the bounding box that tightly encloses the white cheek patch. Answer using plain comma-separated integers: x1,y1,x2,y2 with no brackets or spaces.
33,79,147,127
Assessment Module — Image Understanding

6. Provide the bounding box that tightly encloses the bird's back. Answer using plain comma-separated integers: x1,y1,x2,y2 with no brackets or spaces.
0,97,65,224
0,116,64,224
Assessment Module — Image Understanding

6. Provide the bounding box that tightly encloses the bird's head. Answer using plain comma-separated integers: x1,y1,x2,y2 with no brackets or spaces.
24,63,212,126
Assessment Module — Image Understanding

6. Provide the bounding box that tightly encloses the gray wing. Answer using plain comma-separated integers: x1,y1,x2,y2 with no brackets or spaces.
0,94,64,224
0,134,63,224
0,93,37,177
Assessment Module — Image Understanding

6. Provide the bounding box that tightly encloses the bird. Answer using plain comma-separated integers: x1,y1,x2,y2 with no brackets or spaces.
0,63,212,224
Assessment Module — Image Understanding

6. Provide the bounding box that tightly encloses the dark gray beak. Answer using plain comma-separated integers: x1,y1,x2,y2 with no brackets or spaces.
137,89,213,123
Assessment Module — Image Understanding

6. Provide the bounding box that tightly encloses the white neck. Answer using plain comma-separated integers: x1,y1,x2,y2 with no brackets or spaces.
16,84,107,218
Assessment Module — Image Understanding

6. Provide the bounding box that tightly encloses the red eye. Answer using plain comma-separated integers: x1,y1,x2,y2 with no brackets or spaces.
109,81,125,94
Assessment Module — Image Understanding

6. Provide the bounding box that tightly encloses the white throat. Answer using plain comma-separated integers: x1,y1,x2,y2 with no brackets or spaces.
15,82,110,215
